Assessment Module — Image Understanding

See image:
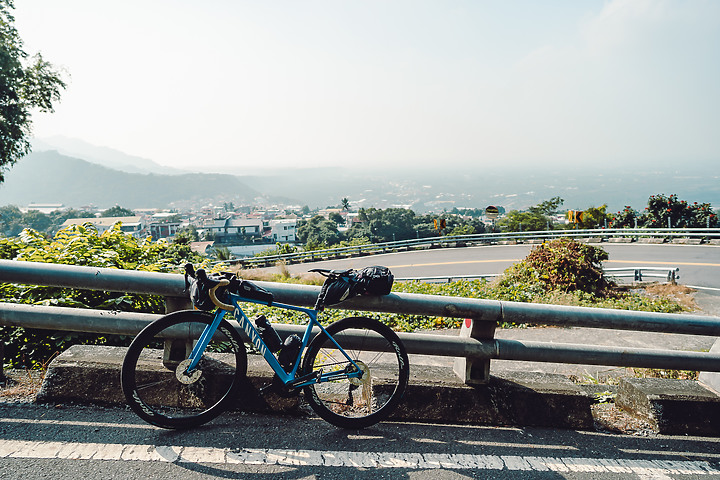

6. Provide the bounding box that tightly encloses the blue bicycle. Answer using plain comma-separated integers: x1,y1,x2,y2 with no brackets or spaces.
120,266,409,429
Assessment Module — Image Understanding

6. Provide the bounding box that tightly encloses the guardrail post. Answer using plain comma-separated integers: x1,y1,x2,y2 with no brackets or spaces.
163,295,193,369
453,317,496,385
165,295,192,314
0,342,6,383
699,339,720,395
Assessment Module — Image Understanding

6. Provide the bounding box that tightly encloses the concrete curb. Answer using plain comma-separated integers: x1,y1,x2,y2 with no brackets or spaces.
37,345,300,414
616,377,720,436
37,345,595,430
36,345,720,435
395,365,593,429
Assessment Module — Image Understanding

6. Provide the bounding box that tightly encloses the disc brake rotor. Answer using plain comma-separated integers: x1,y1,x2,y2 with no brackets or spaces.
176,359,202,385
348,361,370,386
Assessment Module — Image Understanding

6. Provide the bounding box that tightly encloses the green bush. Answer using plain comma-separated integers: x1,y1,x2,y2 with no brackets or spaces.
1,223,204,368
495,237,614,297
1,227,685,367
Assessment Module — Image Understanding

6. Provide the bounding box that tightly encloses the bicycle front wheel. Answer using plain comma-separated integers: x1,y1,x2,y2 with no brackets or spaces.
121,310,247,429
301,316,409,429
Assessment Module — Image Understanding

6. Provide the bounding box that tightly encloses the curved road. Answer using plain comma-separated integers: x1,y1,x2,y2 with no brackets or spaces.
267,243,720,291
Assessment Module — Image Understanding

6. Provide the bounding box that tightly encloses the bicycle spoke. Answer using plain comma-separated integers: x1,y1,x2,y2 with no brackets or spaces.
301,317,409,429
121,311,247,429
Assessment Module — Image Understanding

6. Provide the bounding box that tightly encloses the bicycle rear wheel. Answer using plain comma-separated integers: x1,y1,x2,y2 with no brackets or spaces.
301,316,409,429
121,310,247,429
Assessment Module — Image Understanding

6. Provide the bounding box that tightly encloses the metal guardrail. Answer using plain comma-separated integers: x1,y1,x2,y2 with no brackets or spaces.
0,260,719,383
230,227,720,267
603,267,680,283
396,267,680,284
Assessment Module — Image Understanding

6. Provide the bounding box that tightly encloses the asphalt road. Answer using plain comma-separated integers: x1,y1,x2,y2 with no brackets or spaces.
2,403,720,480
268,243,720,291
3,243,719,479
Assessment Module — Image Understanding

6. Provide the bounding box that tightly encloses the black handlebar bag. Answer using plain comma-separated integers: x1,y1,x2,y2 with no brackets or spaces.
186,274,217,311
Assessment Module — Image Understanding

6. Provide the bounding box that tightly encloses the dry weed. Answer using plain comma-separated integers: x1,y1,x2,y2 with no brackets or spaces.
0,369,45,402
643,283,698,311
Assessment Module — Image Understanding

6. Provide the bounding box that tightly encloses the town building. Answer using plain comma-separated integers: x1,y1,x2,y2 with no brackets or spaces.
268,219,297,242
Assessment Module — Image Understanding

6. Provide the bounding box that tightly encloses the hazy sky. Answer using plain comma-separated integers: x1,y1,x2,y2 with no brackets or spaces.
14,0,720,173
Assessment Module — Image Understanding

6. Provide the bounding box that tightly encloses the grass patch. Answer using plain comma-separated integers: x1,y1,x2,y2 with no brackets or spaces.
632,368,699,381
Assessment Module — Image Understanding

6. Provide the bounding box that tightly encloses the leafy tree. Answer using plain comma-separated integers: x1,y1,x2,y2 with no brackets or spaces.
21,209,51,233
577,204,610,229
296,215,341,248
341,197,351,211
329,212,344,225
0,1,66,182
174,225,199,244
496,210,542,232
444,216,485,236
447,224,475,236
414,214,443,238
255,242,298,257
498,197,564,232
0,206,98,237
346,207,417,243
0,204,22,235
642,194,717,228
338,236,371,247
50,207,96,222
610,206,640,228
101,205,135,217
212,245,231,261
528,196,564,216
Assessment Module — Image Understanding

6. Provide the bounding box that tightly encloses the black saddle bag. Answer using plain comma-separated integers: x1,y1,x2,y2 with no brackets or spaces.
353,265,394,296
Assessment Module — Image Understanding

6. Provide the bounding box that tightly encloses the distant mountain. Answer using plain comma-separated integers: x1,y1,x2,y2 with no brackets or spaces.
243,164,720,214
32,136,188,175
1,148,718,213
0,151,262,209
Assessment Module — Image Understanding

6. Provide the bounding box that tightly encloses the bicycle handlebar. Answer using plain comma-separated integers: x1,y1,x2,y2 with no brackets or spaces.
208,278,234,311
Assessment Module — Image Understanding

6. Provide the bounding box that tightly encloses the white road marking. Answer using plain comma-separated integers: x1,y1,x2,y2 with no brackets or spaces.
1,439,718,476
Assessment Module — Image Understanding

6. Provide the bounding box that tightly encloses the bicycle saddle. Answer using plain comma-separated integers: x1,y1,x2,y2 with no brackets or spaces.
309,268,354,277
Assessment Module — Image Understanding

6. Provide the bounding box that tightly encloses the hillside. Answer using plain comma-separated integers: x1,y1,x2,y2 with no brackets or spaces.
32,136,188,175
0,151,262,209
0,149,718,214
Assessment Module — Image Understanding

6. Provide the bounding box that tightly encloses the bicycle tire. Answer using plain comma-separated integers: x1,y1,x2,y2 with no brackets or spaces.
301,316,409,429
121,310,247,429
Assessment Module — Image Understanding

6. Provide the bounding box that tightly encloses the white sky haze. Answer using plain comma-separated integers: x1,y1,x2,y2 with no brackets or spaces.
13,0,720,173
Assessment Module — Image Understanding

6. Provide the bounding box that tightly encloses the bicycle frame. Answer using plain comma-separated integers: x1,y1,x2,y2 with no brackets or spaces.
184,292,365,388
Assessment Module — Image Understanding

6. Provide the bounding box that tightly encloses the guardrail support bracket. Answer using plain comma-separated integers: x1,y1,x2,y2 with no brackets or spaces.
453,317,496,385
163,339,192,370
165,296,192,314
